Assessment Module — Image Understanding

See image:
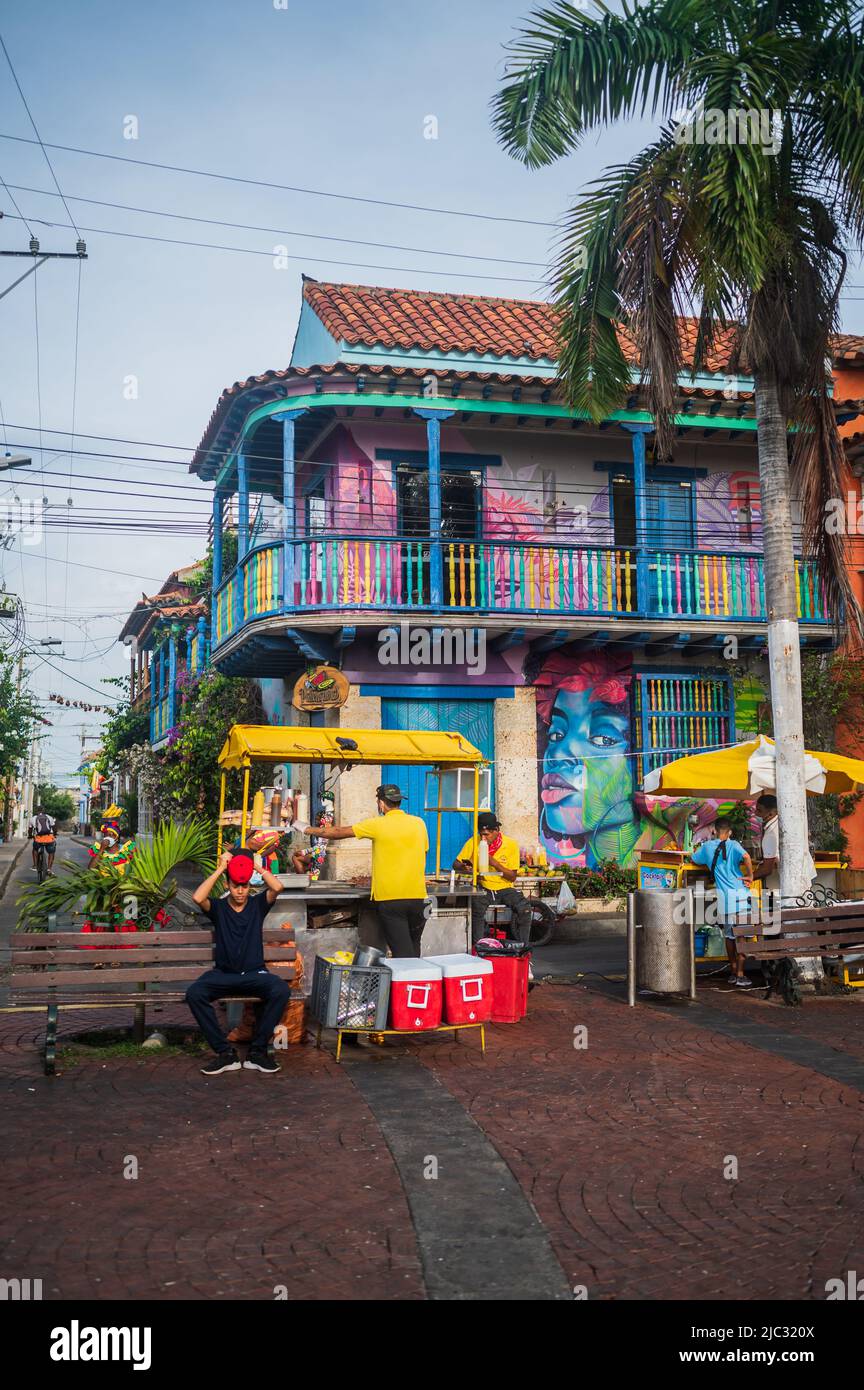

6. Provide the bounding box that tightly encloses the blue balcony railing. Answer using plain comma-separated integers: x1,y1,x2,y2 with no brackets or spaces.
212,536,829,649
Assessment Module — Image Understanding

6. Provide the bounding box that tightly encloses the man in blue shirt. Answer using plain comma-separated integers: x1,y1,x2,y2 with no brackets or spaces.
188,849,290,1074
691,818,754,987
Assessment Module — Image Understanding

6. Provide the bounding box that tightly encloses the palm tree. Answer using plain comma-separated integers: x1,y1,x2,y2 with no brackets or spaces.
492,0,864,905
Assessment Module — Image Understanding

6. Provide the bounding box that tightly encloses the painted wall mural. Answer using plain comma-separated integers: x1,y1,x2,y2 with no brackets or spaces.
532,650,764,869
534,650,641,868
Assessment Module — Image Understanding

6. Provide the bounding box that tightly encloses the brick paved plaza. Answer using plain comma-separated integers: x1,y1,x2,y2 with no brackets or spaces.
2,977,862,1302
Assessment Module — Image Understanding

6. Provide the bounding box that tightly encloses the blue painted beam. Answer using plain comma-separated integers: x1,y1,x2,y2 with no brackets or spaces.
237,453,249,559
284,628,334,663
622,423,652,615
492,628,525,653
210,491,221,641
168,630,178,731
272,409,306,614
528,628,572,654
608,631,655,648
413,408,455,607
335,625,356,650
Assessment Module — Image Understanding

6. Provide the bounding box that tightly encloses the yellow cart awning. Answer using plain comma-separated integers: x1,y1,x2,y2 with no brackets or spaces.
218,725,485,770
642,734,864,799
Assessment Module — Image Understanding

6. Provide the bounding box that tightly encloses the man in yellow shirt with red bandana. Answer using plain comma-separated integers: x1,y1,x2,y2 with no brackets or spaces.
454,812,532,946
307,784,429,956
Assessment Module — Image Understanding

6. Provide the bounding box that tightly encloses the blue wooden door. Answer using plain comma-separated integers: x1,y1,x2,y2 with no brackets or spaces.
645,479,695,613
381,697,494,872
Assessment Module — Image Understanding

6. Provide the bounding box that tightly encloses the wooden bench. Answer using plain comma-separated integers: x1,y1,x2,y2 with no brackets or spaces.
732,900,864,1002
10,924,298,1074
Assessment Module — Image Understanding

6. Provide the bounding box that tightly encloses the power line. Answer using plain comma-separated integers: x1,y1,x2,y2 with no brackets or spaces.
0,167,33,236
2,182,546,267
0,38,80,237
0,131,557,227
14,549,162,581
0,212,543,286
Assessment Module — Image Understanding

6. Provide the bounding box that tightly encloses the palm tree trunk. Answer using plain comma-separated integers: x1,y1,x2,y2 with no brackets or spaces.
755,375,821,982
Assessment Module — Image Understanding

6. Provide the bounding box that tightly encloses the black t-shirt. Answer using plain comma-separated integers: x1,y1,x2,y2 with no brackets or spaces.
205,891,272,974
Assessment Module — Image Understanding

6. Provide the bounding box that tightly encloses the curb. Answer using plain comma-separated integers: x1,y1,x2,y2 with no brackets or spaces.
0,843,27,900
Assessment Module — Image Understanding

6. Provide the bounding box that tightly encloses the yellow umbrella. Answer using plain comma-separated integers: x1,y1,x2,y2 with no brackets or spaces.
642,734,864,799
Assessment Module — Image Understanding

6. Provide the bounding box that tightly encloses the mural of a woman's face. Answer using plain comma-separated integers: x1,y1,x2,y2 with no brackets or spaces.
541,688,631,840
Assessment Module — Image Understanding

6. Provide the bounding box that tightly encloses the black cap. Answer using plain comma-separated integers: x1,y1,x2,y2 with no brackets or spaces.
376,784,405,804
478,812,501,831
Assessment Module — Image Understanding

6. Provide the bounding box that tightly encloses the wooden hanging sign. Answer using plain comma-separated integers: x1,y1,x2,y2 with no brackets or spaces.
292,665,350,711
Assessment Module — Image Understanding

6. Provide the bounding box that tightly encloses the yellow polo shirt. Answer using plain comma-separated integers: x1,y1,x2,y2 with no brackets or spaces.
352,809,429,901
457,833,520,892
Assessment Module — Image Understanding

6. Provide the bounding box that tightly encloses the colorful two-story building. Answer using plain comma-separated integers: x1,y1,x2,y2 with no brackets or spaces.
177,277,858,876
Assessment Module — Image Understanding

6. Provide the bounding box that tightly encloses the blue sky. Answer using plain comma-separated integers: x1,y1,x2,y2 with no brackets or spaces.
0,0,862,778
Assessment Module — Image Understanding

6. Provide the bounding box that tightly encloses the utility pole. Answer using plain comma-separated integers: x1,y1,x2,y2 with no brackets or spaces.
2,653,23,841
0,235,87,303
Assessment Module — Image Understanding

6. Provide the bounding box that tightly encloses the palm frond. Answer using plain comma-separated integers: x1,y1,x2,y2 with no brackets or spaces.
16,859,124,930
126,817,216,903
491,0,691,167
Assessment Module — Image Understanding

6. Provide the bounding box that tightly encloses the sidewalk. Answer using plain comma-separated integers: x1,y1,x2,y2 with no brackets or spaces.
0,839,27,898
1,973,862,1301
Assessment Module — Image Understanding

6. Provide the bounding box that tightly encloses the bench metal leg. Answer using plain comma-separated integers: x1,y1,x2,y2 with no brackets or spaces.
44,1003,58,1076
132,985,146,1044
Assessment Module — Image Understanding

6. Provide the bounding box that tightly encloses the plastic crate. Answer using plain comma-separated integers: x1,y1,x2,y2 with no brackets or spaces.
310,956,390,1030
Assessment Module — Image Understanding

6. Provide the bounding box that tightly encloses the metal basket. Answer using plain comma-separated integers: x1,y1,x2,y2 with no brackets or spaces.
309,956,390,1030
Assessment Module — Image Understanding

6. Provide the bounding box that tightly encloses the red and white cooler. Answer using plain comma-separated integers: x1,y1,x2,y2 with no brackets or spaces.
425,953,494,1025
385,959,443,1031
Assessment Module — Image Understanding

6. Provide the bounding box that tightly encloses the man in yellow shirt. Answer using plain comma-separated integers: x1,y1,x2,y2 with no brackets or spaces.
306,784,429,956
453,812,532,945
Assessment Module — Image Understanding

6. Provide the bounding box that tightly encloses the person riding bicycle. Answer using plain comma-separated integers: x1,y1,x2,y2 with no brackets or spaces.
29,806,57,876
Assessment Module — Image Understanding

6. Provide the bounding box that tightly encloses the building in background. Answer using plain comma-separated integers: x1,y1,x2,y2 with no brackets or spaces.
179,278,859,877
832,337,864,868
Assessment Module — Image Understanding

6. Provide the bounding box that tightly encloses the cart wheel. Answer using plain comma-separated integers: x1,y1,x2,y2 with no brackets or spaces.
527,898,556,948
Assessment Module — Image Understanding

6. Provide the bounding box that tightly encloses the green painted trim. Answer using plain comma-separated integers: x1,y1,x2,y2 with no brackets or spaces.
206,392,758,484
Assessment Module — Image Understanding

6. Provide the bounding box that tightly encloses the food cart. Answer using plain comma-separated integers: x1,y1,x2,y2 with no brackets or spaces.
216,724,488,982
641,736,858,961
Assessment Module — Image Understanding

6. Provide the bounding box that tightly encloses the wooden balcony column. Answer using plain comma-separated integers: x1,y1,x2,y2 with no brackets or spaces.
413,406,455,607
211,487,225,641
271,408,307,612
622,422,652,614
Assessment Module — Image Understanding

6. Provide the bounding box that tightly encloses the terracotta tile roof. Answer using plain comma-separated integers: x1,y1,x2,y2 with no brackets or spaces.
188,279,864,473
301,277,744,371
833,334,864,363
119,588,206,643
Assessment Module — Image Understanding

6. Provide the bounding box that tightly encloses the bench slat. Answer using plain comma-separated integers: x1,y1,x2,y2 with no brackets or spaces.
733,945,864,959
11,963,298,988
10,927,295,947
11,945,296,965
732,930,864,949
780,902,864,923
9,991,300,1006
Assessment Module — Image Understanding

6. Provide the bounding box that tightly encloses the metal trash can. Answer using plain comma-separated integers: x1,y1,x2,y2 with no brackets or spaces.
627,889,695,1005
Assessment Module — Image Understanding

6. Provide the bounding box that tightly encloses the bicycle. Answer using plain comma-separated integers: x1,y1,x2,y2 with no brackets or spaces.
34,840,49,883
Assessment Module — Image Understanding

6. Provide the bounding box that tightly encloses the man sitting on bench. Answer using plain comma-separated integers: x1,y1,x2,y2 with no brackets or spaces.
188,849,290,1076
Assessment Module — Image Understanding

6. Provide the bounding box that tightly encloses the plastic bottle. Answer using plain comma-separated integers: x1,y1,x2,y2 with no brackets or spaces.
269,792,282,827
478,840,489,873
536,842,548,868
251,789,265,827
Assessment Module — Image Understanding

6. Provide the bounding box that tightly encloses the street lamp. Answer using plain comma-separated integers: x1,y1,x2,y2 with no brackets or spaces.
0,454,32,471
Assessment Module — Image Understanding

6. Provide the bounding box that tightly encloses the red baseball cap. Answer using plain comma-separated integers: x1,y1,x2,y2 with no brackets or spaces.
227,852,254,884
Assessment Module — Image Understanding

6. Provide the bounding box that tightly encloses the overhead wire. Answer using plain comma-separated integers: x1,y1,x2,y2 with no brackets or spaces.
0,39,81,237
0,212,544,285
1,182,548,267
0,131,557,227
